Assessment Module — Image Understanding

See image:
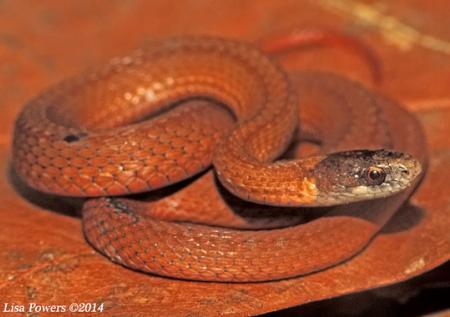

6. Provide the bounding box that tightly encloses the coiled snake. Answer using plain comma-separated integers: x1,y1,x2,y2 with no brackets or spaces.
12,36,425,282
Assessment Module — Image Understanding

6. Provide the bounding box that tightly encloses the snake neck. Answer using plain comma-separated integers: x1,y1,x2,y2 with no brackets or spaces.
213,128,325,207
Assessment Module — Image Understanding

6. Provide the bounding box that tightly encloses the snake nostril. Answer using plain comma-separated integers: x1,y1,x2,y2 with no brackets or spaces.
398,165,409,175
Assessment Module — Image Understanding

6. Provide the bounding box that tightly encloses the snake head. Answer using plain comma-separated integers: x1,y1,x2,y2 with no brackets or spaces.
311,149,422,205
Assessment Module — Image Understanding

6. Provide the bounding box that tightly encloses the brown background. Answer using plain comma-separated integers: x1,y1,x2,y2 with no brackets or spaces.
0,1,449,316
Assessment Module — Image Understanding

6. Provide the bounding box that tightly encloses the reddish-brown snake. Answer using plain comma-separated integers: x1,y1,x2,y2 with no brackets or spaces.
12,35,426,282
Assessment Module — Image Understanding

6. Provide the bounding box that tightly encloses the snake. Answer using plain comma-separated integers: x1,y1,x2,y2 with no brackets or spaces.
12,36,425,282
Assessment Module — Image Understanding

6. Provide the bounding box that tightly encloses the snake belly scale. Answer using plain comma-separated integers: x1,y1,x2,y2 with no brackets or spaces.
12,36,423,282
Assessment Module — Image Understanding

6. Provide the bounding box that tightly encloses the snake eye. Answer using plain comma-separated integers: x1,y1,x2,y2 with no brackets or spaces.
365,166,386,185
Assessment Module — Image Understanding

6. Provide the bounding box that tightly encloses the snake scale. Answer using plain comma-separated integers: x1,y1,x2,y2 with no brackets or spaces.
12,36,425,282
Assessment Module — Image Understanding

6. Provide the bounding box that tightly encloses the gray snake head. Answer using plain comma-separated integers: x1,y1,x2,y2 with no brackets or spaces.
311,149,422,205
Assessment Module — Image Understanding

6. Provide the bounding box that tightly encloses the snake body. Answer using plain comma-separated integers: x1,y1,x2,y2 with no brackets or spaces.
13,36,424,282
